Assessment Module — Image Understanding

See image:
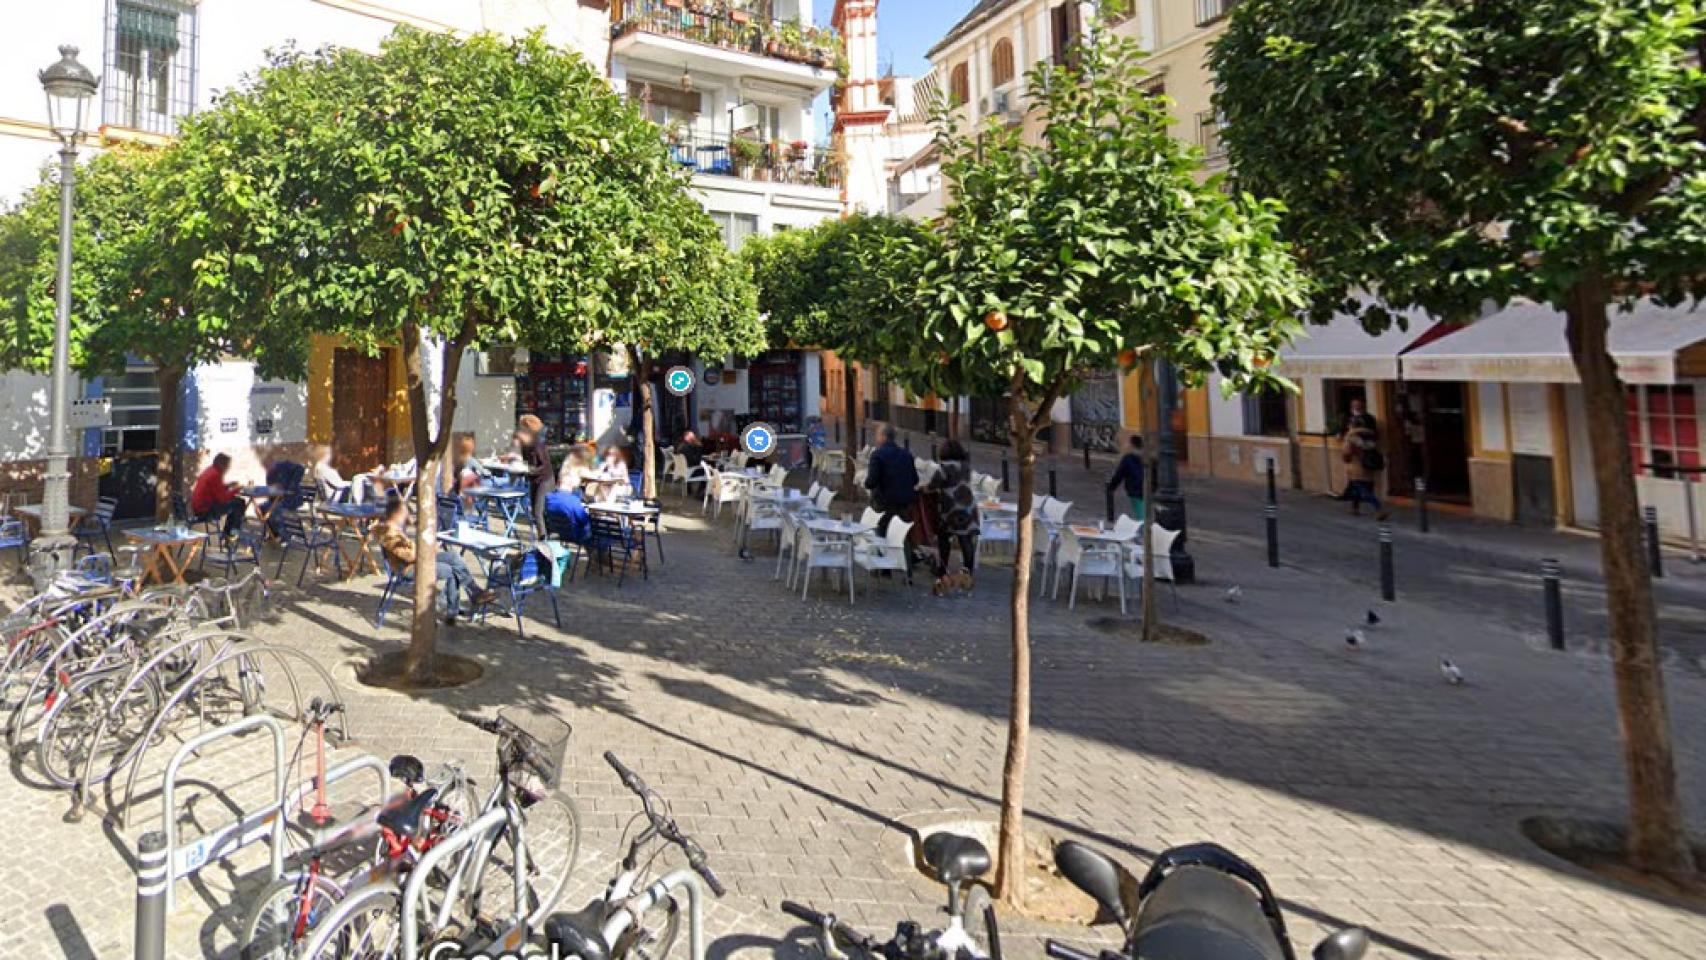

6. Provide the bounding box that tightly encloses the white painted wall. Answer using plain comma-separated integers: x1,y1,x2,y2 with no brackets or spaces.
1205,374,1243,437
185,361,308,455
456,360,517,447
1476,382,1507,452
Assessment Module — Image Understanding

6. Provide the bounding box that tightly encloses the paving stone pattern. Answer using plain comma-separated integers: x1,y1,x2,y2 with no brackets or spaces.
1,451,1705,959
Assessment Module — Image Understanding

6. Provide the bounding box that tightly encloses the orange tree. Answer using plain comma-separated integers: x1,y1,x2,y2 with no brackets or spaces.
177,28,710,683
909,29,1307,905
1213,0,1706,877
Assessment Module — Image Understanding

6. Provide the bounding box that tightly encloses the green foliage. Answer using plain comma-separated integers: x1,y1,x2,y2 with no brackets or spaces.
176,27,694,361
0,146,306,383
1211,0,1706,323
916,30,1308,416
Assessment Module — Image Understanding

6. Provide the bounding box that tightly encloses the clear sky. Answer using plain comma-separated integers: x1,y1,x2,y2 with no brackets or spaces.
879,1,980,77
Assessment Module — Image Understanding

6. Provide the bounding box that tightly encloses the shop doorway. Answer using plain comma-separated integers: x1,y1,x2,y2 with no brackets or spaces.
1393,381,1472,501
332,349,390,473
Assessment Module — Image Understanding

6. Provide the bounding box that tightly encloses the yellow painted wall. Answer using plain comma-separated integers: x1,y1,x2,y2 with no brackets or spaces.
306,336,337,445
1183,386,1209,437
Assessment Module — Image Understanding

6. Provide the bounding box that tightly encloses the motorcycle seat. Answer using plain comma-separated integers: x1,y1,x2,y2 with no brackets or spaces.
1133,865,1285,960
375,787,438,841
545,905,612,960
921,832,992,885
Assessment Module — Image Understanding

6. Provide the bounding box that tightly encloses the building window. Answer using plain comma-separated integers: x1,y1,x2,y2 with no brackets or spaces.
104,0,197,135
1242,389,1289,438
991,39,1016,88
628,79,702,129
949,63,971,106
1628,384,1700,478
1197,109,1227,160
710,211,760,251
1195,0,1241,28
1051,3,1083,67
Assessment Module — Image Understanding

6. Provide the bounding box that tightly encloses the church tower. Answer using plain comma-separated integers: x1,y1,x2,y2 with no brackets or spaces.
832,0,892,214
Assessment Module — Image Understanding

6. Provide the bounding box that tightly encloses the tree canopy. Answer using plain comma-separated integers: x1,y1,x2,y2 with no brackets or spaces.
180,26,733,680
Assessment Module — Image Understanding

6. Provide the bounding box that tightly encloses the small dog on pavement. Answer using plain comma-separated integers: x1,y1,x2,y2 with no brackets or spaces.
932,568,975,598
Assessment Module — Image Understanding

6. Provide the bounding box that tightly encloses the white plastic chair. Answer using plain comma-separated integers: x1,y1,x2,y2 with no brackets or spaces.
816,449,847,483
744,499,785,553
1042,498,1073,524
814,487,837,513
854,518,913,586
662,453,686,485
806,481,822,500
1058,531,1127,612
1110,514,1142,541
776,511,803,584
1032,514,1061,596
1125,523,1182,606
858,506,883,529
704,468,745,519
799,531,856,603
680,460,711,499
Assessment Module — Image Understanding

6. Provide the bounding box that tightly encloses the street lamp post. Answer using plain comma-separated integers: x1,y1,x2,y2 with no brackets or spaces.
32,46,99,584
1152,358,1195,583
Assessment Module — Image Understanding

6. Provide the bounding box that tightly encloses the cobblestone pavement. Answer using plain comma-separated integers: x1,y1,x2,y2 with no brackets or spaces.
2,456,1705,960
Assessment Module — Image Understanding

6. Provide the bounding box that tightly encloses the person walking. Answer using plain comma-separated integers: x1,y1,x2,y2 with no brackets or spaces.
863,425,920,573
1106,435,1147,520
928,441,980,578
517,414,556,537
1342,424,1389,519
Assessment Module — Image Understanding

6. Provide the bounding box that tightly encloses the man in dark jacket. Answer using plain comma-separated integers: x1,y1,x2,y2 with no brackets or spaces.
1106,435,1147,520
864,426,920,573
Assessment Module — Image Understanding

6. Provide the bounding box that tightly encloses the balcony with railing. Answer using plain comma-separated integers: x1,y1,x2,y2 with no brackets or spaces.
611,1,841,92
1197,109,1228,166
665,128,843,191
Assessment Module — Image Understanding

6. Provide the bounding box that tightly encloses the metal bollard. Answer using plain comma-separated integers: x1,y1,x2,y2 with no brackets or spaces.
1684,479,1702,564
904,434,911,452
1265,503,1279,568
1415,477,1430,533
1542,558,1565,651
1265,460,1277,507
834,420,841,444
1644,505,1664,578
1001,456,1010,492
1106,487,1116,524
135,830,168,960
1083,444,1092,471
861,424,868,447
1048,467,1058,498
1378,523,1395,601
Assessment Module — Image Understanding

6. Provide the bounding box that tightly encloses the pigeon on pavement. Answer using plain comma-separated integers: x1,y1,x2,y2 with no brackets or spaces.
1224,585,1242,604
1345,629,1366,649
1366,609,1381,626
1441,658,1465,686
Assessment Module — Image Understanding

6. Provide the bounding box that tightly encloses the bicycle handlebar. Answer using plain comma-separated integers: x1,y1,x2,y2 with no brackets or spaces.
605,751,726,897
1045,941,1100,960
780,901,874,952
457,711,505,735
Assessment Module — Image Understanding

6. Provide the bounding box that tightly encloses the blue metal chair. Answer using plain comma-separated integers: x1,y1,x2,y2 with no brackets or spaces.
487,548,561,638
203,527,263,578
438,494,468,531
581,514,647,586
276,512,341,586
73,497,119,559
374,552,415,627
0,517,27,570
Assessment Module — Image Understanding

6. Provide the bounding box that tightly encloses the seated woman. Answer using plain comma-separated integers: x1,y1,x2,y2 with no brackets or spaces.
375,497,496,623
587,445,634,502
557,447,594,493
311,444,380,504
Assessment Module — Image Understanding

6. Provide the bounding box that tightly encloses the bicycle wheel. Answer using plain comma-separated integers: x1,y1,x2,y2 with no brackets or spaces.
616,890,682,960
37,670,159,789
472,790,581,926
301,886,403,960
241,871,347,960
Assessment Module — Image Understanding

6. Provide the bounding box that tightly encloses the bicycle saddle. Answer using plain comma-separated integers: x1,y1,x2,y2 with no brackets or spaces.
921,832,991,885
376,787,439,840
1131,866,1285,960
544,905,611,960
388,754,425,784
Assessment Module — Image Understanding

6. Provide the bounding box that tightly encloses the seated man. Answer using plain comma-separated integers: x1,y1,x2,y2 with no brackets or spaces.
261,452,307,537
190,453,249,538
375,497,496,623
543,487,591,545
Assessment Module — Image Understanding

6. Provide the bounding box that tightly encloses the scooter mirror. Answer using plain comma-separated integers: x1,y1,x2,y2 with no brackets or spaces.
1054,841,1128,925
1313,927,1370,960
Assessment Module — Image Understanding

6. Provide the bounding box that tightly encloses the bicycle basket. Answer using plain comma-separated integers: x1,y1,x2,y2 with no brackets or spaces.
497,708,571,792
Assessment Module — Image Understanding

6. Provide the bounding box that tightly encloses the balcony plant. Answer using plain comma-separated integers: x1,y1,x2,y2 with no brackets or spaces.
730,135,762,175
776,20,805,62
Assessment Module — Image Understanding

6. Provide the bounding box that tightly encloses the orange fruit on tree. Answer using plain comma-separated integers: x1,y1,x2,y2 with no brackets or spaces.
1118,348,1138,368
983,310,1009,332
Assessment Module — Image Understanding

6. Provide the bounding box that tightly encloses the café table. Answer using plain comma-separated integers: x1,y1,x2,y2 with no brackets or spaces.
243,485,285,531
13,503,87,535
468,485,529,537
124,525,210,585
438,525,522,579
318,501,384,579
587,499,663,571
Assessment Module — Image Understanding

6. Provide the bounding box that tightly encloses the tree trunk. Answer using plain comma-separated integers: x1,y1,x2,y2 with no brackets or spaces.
841,360,860,499
1564,277,1695,878
1140,359,1159,641
153,364,185,522
994,378,1036,908
629,345,658,500
948,398,961,443
401,317,473,687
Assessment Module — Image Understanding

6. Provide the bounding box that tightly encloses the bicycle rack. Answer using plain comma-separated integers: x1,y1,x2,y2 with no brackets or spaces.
135,712,390,959
114,640,347,827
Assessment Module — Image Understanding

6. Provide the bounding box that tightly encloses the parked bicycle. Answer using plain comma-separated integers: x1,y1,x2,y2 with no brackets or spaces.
782,831,999,960
542,751,726,960
294,708,581,958
1045,841,1369,960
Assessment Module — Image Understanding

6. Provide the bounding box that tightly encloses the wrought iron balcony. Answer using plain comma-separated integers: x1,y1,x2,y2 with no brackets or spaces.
664,128,842,190
611,0,840,72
